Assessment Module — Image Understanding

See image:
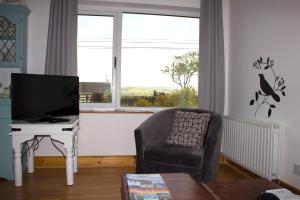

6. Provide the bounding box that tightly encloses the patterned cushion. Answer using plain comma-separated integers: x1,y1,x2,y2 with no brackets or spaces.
166,111,211,149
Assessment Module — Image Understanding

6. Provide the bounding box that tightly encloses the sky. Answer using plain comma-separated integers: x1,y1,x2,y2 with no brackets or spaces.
77,13,199,89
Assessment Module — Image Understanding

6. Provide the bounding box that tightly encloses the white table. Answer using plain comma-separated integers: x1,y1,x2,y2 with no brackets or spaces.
10,116,79,187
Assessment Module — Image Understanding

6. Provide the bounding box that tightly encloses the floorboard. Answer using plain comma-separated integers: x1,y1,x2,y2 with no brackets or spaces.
0,163,248,200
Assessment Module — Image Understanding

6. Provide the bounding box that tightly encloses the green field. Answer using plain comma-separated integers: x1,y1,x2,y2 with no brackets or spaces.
121,87,177,96
120,87,198,107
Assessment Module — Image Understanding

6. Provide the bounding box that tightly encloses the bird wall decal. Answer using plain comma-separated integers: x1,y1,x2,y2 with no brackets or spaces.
249,57,286,118
258,74,280,102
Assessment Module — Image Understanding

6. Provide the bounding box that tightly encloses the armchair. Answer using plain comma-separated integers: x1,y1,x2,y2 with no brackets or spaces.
134,108,222,183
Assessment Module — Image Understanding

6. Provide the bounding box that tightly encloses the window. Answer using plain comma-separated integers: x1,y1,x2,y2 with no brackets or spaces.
77,15,114,105
121,14,199,107
77,9,199,109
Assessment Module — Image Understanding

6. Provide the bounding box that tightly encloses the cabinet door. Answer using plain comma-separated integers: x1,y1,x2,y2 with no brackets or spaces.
0,99,13,180
0,118,14,180
0,10,21,68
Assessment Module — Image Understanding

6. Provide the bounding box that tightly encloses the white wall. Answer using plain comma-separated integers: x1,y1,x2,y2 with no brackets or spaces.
227,0,300,188
35,113,151,155
26,0,50,74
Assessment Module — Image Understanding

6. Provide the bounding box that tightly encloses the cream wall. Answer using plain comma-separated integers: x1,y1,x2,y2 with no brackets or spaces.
35,113,151,155
227,0,300,189
26,0,50,74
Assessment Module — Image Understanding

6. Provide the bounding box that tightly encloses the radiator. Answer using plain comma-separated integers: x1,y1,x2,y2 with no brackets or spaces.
221,115,282,180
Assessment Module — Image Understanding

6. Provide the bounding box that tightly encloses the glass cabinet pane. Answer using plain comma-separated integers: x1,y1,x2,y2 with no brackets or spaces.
0,16,16,63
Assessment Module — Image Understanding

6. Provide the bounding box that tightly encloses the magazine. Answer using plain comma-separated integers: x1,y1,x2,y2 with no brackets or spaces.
266,188,300,200
126,174,172,200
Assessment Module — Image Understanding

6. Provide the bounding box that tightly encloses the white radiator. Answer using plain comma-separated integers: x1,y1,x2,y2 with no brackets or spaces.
221,115,282,180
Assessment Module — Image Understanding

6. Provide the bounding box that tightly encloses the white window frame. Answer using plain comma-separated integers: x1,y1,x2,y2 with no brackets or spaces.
78,10,120,110
78,3,200,111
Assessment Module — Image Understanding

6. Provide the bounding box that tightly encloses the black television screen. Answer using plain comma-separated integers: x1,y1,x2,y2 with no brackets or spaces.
11,73,79,122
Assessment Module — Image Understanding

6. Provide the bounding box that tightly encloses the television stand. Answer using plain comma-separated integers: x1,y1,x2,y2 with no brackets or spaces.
38,117,70,123
25,117,71,123
10,116,79,187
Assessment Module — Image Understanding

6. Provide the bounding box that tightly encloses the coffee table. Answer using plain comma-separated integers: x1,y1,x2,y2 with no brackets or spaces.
121,173,281,200
121,173,212,200
202,179,281,200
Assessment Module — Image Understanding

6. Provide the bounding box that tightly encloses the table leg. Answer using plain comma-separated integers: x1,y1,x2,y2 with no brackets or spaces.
27,142,34,173
66,148,74,185
13,148,22,187
73,135,78,173
51,134,74,186
12,135,33,187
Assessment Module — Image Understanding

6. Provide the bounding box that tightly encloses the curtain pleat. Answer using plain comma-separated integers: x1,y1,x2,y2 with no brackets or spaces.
198,0,225,114
45,0,78,76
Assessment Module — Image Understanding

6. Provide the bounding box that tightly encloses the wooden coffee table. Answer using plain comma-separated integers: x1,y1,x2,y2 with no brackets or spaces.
203,179,281,200
121,173,281,200
121,173,212,200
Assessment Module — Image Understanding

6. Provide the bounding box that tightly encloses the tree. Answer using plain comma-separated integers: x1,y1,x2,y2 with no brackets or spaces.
161,51,199,89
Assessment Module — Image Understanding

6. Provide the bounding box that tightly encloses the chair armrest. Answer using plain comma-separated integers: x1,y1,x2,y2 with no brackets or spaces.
201,113,223,182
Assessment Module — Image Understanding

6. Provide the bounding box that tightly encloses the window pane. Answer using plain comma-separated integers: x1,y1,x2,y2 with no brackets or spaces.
77,15,113,103
121,14,199,107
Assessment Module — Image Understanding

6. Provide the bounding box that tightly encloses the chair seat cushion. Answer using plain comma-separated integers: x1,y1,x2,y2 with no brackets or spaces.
144,144,204,167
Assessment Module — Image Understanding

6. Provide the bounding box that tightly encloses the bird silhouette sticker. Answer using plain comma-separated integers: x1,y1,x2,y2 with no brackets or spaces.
249,57,286,117
258,74,280,102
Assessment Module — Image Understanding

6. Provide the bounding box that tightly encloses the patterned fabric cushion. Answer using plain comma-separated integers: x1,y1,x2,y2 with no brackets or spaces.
166,111,211,149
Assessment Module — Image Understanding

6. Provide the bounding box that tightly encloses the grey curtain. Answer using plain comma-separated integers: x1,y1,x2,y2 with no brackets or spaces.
198,0,225,114
45,0,78,76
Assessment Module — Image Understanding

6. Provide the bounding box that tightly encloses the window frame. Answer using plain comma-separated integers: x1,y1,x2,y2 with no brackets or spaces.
78,10,120,110
78,3,200,111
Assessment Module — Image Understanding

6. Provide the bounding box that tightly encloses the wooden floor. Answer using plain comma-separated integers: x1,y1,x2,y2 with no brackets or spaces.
0,163,249,200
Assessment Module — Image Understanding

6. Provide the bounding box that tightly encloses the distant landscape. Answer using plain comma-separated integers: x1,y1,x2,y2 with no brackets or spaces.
81,51,199,107
80,86,198,107
121,87,176,96
120,86,198,107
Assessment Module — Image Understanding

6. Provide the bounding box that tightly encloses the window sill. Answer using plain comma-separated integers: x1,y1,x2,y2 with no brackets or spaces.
79,107,165,114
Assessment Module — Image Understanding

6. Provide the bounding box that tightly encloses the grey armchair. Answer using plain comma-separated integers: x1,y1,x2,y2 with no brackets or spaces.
134,108,222,183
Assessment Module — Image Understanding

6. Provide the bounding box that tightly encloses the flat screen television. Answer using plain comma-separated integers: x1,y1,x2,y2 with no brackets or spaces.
11,73,79,123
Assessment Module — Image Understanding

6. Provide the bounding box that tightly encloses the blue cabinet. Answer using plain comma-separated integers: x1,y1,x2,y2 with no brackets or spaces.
0,98,13,180
0,5,30,72
0,5,29,179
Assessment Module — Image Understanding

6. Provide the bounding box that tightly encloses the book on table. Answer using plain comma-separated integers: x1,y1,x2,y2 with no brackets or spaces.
126,174,172,200
266,188,300,200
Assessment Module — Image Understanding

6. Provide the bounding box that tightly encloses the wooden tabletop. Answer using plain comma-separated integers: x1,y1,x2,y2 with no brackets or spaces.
202,179,281,200
121,173,212,200
121,173,281,200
